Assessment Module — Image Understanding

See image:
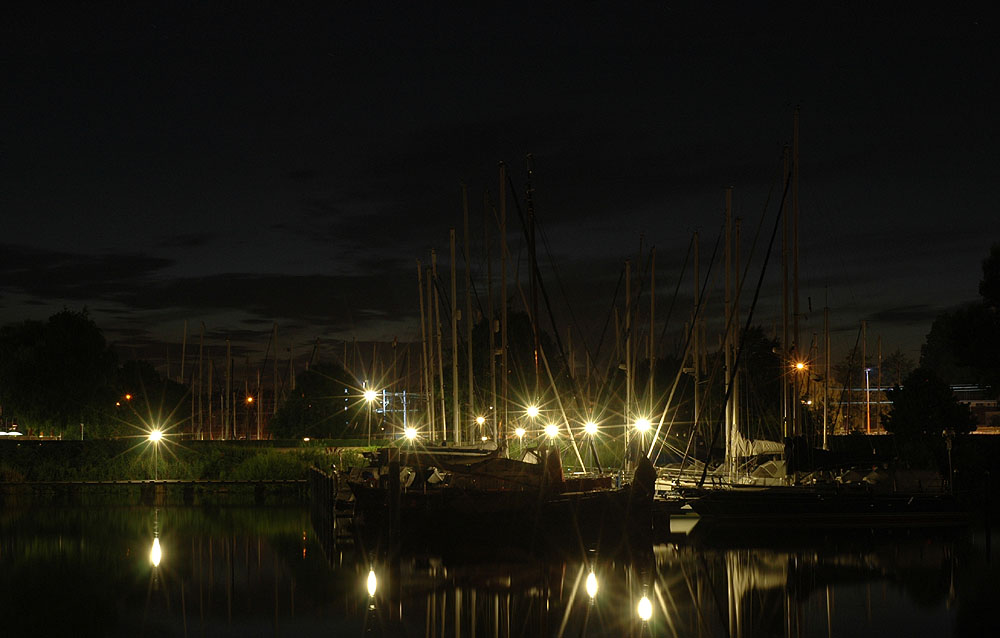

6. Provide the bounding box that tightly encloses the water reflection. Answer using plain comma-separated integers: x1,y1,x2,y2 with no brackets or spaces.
1,506,998,636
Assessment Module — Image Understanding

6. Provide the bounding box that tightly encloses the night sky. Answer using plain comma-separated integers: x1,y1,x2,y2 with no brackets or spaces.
2,3,997,372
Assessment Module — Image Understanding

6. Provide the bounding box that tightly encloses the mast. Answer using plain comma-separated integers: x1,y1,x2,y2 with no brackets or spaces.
526,155,540,401
649,247,655,412
734,213,742,475
724,187,733,479
179,320,188,385
417,261,432,435
432,250,447,441
450,228,460,444
625,259,632,470
486,191,496,441
464,186,475,437
500,162,509,452
823,291,830,449
792,106,802,437
693,231,700,433
425,266,437,439
781,145,791,438
198,323,204,439
225,338,231,440
272,323,279,416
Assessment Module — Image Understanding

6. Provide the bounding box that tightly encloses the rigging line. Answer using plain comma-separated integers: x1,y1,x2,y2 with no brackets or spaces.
532,201,601,371
504,165,599,426
646,222,723,463
697,169,792,488
655,233,694,355
514,279,587,469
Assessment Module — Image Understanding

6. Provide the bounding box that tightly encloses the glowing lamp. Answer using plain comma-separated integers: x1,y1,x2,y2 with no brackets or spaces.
634,418,651,433
637,595,652,621
544,424,559,438
584,421,598,435
586,571,598,599
150,537,162,567
364,389,377,402
526,405,539,418
404,426,417,440
367,569,377,597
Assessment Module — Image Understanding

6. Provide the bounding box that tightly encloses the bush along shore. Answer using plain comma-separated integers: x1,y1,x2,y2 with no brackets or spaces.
0,439,371,505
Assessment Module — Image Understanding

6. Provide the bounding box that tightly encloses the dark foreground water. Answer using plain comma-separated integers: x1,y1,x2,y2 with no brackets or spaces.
1,505,998,637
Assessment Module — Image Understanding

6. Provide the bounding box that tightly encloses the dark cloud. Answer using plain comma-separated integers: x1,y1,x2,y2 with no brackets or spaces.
0,244,173,300
156,233,218,249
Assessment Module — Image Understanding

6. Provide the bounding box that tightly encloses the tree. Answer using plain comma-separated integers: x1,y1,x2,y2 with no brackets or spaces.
269,361,359,439
0,310,118,435
979,242,1000,311
884,368,976,436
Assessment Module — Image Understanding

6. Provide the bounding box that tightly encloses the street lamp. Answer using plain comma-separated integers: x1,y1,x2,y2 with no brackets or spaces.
637,594,652,622
586,570,598,600
364,388,377,446
404,426,417,441
149,429,163,481
544,423,559,439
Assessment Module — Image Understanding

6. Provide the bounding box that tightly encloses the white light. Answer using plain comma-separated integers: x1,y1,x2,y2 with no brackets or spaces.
367,569,377,597
584,421,598,435
364,389,377,402
476,416,486,426
526,405,539,418
150,537,162,567
586,571,598,599
515,427,526,438
637,595,652,621
634,418,651,433
404,427,417,440
148,429,163,443
544,424,559,438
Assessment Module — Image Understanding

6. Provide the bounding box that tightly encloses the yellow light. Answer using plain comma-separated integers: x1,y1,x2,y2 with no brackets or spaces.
481,435,488,442
795,361,806,370
526,405,539,418
544,424,559,438
515,427,526,439
584,421,598,435
364,389,377,402
637,595,652,621
634,418,651,433
148,429,163,443
476,415,486,426
246,396,253,404
150,537,162,567
404,427,417,440
303,437,310,442
125,393,132,401
367,569,377,597
586,571,598,599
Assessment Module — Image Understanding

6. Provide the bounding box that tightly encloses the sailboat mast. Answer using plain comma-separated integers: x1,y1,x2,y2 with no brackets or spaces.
417,261,432,434
625,259,632,469
450,228,460,444
432,250,447,441
793,107,802,437
485,191,496,441
500,162,509,452
464,187,475,437
781,145,791,439
823,292,830,449
649,247,655,412
724,187,733,480
693,231,700,432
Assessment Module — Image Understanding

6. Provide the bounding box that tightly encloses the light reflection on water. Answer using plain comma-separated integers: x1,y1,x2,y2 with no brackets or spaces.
1,506,998,637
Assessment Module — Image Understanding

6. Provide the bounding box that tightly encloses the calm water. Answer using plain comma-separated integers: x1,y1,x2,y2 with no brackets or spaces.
1,505,998,637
